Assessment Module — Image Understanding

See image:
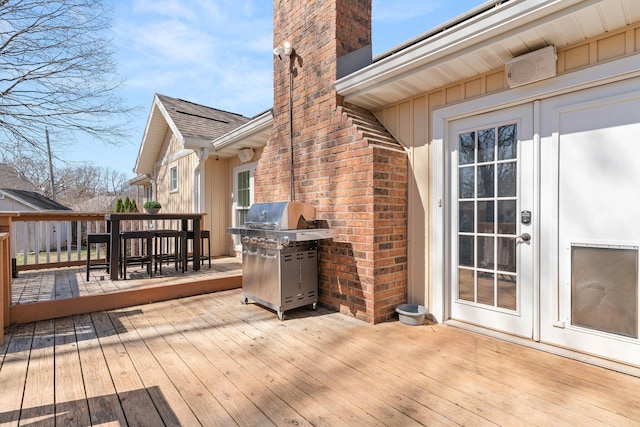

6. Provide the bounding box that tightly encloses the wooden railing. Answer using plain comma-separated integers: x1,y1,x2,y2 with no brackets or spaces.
0,231,9,345
0,211,207,337
9,211,109,271
6,211,189,271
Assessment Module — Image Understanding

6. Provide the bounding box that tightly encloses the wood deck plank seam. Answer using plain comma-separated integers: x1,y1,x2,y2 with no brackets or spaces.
120,307,238,425
182,295,381,427
112,310,202,425
145,301,276,426
205,294,475,426
90,310,165,426
201,294,426,426
160,298,316,427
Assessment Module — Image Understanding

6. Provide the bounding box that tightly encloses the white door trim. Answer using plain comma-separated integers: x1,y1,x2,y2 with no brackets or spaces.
431,54,640,324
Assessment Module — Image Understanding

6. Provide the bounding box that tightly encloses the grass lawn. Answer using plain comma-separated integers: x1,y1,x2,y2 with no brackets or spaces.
14,247,104,265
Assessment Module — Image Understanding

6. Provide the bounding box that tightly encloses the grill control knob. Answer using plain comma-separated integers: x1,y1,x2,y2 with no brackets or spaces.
281,236,290,246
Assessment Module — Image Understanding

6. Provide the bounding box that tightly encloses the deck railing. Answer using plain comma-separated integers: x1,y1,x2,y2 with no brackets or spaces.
0,211,213,343
9,211,109,271
0,230,9,345
6,211,188,272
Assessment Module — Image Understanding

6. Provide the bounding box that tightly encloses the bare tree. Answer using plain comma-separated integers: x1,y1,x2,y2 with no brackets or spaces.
5,152,131,205
7,154,53,196
101,166,129,195
0,0,135,155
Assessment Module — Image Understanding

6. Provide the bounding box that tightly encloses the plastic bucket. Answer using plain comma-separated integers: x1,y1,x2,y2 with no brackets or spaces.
395,304,428,326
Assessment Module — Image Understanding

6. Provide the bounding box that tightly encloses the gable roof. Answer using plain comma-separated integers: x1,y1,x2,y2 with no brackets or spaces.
134,94,252,175
336,0,640,109
0,188,71,211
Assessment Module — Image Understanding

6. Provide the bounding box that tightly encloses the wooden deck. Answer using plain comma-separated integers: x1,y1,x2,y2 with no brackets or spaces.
12,257,242,304
1,288,639,426
9,257,242,325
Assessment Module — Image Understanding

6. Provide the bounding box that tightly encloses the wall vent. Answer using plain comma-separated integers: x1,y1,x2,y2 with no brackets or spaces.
506,45,557,88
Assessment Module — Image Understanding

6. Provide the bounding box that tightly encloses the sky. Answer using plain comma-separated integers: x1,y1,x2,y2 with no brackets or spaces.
61,0,489,178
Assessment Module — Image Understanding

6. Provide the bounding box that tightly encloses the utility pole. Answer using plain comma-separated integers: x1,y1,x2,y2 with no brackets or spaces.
45,127,56,202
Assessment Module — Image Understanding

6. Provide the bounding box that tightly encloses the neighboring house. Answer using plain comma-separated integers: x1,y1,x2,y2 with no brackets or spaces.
0,188,71,253
131,94,271,257
132,0,640,369
0,163,37,191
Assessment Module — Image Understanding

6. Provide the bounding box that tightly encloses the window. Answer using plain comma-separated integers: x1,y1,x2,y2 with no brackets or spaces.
236,170,251,226
233,162,256,250
170,165,178,192
144,185,153,203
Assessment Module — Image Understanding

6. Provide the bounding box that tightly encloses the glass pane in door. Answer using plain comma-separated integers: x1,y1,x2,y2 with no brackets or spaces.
457,123,519,310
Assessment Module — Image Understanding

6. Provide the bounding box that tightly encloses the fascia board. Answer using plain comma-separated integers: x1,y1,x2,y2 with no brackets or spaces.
335,0,588,98
134,95,185,175
212,110,273,151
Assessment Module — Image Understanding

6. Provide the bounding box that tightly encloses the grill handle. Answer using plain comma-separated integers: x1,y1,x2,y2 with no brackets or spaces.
245,221,278,229
260,252,278,259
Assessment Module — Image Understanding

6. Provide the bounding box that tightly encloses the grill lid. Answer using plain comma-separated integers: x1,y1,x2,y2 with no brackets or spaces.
244,201,316,230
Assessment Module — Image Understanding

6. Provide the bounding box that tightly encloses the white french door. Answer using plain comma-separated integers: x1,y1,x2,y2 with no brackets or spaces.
539,80,640,366
448,104,535,338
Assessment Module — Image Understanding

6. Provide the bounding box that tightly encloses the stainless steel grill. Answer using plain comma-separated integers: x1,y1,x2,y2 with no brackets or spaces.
227,201,334,320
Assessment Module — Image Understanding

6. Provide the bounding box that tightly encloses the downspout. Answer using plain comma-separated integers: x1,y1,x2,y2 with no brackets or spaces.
194,148,210,212
145,173,155,203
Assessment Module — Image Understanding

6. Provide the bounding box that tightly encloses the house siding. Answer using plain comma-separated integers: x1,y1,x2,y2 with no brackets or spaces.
221,149,264,256
154,132,196,217
373,21,640,309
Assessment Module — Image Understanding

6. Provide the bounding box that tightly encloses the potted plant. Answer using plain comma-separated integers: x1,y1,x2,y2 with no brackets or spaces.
143,200,161,215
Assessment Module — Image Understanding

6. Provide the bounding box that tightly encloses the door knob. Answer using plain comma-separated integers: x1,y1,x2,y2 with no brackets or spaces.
514,233,531,242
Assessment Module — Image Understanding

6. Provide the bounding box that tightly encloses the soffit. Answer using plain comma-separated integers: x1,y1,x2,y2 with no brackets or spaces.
336,0,640,109
211,110,273,158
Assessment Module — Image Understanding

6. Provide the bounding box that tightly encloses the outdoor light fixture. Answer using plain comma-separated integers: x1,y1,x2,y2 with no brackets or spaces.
273,41,293,60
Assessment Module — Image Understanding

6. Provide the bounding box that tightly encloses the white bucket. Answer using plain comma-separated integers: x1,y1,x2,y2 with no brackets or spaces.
395,304,428,326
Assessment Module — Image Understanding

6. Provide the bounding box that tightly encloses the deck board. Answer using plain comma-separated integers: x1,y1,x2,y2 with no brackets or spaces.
12,256,242,304
1,288,639,426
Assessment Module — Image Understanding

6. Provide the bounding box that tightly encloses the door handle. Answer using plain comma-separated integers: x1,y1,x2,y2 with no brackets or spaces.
513,233,531,242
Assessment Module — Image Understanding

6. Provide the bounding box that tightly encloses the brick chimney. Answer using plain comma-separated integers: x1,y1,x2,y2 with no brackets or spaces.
255,0,408,323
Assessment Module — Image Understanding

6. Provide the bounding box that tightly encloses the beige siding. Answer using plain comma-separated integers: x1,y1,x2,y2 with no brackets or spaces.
374,22,640,308
202,148,264,257
154,132,197,214
203,156,228,256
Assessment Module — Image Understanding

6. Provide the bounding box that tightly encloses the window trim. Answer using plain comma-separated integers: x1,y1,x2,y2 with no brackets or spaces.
232,161,257,251
169,165,178,193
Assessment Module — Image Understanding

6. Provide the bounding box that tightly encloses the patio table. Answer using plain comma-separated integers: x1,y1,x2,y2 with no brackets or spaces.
105,212,205,280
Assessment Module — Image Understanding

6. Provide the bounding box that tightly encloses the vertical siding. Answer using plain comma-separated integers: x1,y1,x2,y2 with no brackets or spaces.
374,22,640,308
203,156,227,256
154,133,196,218
204,148,264,257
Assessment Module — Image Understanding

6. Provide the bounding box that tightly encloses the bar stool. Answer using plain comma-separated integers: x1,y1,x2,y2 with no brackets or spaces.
120,230,154,279
86,233,110,281
186,229,211,268
153,229,187,274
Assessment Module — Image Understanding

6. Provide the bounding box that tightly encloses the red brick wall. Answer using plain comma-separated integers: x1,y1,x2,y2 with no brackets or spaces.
256,0,407,323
